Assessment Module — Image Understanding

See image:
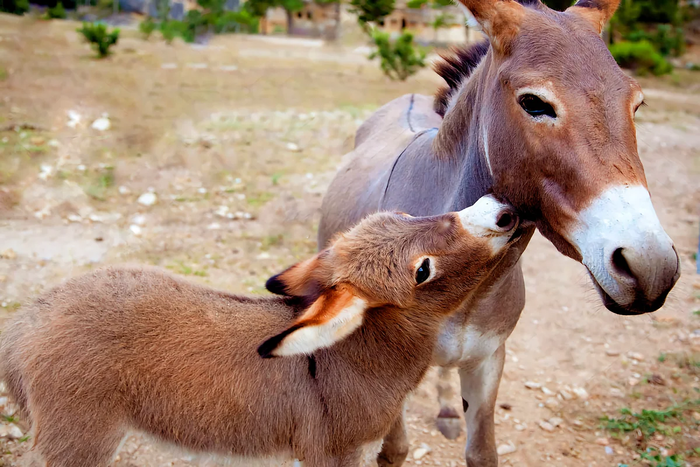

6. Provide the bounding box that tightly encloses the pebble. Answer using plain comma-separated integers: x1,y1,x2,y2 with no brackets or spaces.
595,438,609,446
67,110,81,128
605,349,620,356
572,387,589,400
538,421,555,432
137,192,157,206
610,388,624,397
67,214,82,223
514,424,525,431
524,381,541,389
627,352,645,361
559,389,573,401
545,397,560,409
549,417,563,427
0,249,17,260
131,214,147,226
0,424,23,439
605,446,614,455
91,116,111,131
129,225,142,236
286,142,301,152
497,442,517,455
541,386,554,395
628,377,639,387
413,443,432,460
118,186,131,195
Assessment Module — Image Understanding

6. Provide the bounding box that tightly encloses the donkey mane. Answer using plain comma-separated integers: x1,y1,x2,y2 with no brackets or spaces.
433,0,543,117
433,41,489,117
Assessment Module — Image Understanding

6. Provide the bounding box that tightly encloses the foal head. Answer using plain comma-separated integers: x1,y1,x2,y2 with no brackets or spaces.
259,196,520,357
439,0,679,315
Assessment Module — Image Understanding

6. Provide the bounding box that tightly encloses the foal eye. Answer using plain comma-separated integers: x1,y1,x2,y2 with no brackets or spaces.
519,95,557,119
415,258,431,285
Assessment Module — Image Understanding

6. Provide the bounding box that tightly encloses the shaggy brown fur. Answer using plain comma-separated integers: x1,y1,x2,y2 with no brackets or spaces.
0,203,519,467
433,41,490,117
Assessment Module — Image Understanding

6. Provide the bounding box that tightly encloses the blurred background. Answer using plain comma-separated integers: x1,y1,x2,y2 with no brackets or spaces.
0,0,699,465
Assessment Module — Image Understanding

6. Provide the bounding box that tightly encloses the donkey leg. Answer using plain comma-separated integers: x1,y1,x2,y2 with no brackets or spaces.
458,344,505,467
376,407,409,467
435,366,462,440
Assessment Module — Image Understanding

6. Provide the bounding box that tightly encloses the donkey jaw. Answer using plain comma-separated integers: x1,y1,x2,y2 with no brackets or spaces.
568,185,680,315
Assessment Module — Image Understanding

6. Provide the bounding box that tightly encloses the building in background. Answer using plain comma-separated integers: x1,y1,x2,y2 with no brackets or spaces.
260,0,340,38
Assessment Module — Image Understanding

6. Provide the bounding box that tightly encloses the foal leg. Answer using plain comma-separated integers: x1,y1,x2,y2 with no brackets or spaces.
435,367,462,440
376,407,410,467
458,344,505,467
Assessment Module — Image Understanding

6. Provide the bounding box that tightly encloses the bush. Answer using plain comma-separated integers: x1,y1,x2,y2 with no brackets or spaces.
609,40,673,76
76,23,120,58
0,0,29,15
160,20,187,43
45,1,67,18
626,24,685,57
369,30,426,80
139,17,157,39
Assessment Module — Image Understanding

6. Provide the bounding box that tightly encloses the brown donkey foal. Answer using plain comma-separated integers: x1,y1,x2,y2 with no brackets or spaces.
0,195,521,467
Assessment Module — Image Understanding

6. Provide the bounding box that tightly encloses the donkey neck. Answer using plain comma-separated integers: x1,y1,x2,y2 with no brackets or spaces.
434,55,495,211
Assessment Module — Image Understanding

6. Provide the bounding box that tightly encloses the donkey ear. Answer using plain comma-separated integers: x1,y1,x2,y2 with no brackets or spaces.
456,0,525,53
266,254,326,298
258,286,366,358
566,0,621,34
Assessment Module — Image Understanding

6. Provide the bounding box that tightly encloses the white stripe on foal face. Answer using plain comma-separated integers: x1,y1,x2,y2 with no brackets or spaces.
568,185,678,311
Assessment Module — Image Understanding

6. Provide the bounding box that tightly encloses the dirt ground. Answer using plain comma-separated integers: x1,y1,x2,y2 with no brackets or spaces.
1,14,700,467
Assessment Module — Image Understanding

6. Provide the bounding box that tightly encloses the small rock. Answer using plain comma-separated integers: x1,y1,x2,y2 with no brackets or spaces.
0,424,23,439
257,252,271,260
207,222,221,230
118,186,131,195
67,110,81,128
131,214,147,226
525,381,541,389
0,249,17,260
648,374,665,386
628,352,645,361
67,214,82,223
595,438,609,446
692,412,700,421
286,142,301,152
413,443,431,460
559,389,573,401
215,206,230,217
628,377,639,387
129,225,142,236
538,421,555,432
91,116,110,131
606,349,620,356
497,443,517,455
604,446,614,455
573,420,583,427
549,417,563,427
545,397,560,409
610,388,625,398
137,192,157,207
572,387,589,400
541,386,554,395
514,424,525,431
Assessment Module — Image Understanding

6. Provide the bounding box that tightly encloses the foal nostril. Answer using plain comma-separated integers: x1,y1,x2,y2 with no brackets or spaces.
611,248,636,281
495,210,518,231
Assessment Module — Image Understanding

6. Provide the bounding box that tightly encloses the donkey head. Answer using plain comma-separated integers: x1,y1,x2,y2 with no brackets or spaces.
451,0,679,315
259,196,520,357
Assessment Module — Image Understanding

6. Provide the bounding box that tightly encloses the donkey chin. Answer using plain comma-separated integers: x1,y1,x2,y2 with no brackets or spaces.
569,185,680,316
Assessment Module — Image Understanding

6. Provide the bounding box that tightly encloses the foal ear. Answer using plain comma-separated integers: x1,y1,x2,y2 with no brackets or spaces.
456,0,525,53
258,286,367,358
566,0,621,34
266,254,327,299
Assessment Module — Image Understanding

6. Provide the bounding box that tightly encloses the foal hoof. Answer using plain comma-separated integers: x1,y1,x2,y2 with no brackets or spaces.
436,406,462,440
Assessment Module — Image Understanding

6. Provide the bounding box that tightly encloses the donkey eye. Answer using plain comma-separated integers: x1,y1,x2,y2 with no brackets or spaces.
415,258,431,285
519,95,556,119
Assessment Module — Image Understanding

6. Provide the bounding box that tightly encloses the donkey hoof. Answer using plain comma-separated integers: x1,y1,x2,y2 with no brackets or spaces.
377,442,409,467
436,407,462,440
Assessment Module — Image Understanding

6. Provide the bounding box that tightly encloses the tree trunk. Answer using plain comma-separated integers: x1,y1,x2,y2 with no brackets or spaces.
286,8,293,35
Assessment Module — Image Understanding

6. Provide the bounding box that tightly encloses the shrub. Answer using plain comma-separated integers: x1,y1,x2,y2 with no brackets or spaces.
76,23,120,58
0,0,29,15
609,40,673,76
369,30,426,81
139,17,157,39
626,25,685,57
160,20,186,44
45,1,67,19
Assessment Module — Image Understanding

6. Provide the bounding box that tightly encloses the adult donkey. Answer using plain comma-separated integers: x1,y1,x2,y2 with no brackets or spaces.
318,0,680,465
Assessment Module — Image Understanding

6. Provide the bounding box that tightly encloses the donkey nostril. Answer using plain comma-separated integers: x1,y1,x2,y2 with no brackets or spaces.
496,211,517,231
611,248,635,281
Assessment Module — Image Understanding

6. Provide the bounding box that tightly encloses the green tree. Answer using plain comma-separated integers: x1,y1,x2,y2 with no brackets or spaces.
370,29,425,80
0,0,29,15
349,0,394,31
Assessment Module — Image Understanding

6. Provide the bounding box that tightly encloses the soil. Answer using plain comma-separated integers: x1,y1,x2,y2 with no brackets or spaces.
0,14,699,467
